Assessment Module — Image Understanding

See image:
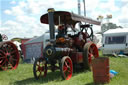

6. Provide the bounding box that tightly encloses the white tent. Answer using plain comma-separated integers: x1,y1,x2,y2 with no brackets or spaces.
22,35,43,60
22,33,50,60
13,41,21,50
24,36,44,44
93,34,102,49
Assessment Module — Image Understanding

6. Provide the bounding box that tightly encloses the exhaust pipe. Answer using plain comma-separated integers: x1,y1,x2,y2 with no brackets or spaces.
47,8,55,40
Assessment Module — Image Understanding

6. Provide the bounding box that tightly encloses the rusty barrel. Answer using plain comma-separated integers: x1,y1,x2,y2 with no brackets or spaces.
92,57,110,84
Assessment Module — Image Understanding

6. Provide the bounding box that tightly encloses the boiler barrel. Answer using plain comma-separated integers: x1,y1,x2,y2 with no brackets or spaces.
44,45,72,59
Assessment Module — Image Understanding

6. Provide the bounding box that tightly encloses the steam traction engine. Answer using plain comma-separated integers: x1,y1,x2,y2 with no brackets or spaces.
33,8,101,80
0,34,20,70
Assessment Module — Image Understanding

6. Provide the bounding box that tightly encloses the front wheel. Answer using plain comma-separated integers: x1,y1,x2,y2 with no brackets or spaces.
60,56,73,80
33,58,47,80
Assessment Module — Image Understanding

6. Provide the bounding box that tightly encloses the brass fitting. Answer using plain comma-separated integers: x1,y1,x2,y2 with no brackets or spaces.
47,8,55,12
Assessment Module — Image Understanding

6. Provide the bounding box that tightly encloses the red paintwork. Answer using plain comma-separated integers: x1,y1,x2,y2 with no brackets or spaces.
70,52,83,64
76,52,83,63
73,32,87,50
21,39,30,44
88,43,99,64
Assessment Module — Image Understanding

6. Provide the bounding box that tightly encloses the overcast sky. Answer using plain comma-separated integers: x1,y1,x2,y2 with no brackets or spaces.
0,0,128,40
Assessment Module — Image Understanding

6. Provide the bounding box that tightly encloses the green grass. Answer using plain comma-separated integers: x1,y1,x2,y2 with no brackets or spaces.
0,52,128,85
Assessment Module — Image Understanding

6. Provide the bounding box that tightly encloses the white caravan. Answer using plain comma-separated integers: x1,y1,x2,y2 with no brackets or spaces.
102,28,128,55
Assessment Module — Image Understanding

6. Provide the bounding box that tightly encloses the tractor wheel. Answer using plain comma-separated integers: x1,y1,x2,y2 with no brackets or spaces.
83,42,99,70
0,41,20,70
0,49,7,70
33,58,47,80
60,56,73,80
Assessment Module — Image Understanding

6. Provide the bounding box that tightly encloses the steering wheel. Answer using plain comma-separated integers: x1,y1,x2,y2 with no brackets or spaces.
85,25,93,39
80,23,93,41
2,34,8,40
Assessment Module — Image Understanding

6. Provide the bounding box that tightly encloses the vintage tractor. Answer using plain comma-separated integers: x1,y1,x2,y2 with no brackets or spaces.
33,8,101,80
0,34,20,70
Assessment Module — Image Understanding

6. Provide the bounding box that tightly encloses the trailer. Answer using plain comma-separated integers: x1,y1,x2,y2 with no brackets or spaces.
102,28,128,55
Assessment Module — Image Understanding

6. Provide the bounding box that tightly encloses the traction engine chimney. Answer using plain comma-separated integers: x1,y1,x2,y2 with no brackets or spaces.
47,8,55,40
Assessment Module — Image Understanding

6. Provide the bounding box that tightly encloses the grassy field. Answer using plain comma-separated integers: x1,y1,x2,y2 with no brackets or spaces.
0,52,128,85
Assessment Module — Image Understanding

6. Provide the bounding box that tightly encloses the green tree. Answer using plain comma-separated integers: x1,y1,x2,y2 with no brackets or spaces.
101,23,123,33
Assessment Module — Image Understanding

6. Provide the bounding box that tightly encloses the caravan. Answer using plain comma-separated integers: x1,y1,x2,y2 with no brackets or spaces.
102,28,128,55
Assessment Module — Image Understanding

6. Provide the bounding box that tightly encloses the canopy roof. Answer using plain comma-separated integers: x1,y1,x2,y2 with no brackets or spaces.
40,11,101,27
104,28,128,35
24,35,44,44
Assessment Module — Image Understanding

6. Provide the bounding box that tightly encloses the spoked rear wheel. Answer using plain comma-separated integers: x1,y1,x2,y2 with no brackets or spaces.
60,56,73,80
0,41,20,70
83,42,99,70
33,58,47,80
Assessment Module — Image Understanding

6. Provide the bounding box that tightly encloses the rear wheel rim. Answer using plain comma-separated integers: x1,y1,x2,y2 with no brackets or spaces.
83,42,99,70
88,44,99,64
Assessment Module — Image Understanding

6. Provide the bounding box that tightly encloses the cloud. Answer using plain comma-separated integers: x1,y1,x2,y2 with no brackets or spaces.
26,0,45,14
121,3,128,17
54,0,77,10
90,0,128,28
98,0,119,12
118,3,128,27
1,20,46,39
84,0,100,10
1,0,128,40
108,0,119,11
1,0,78,40
4,20,20,26
25,0,78,15
5,1,27,16
0,21,1,26
10,1,16,4
13,6,25,15
80,0,119,21
16,15,36,23
121,0,128,2
119,19,128,23
4,10,12,15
